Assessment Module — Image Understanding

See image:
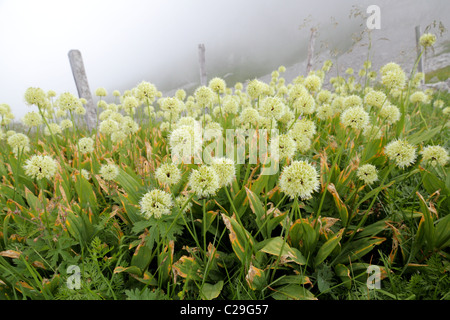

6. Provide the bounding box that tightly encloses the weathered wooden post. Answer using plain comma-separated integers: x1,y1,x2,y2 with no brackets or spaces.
306,27,317,75
415,25,424,81
68,49,96,132
198,44,207,86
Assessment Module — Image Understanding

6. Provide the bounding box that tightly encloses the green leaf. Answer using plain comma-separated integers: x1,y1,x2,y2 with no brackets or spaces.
115,169,145,205
173,256,203,281
201,281,223,300
113,266,143,277
245,264,267,290
288,219,319,259
417,192,435,250
327,184,349,226
245,187,266,235
260,237,306,265
271,284,317,300
334,264,352,289
422,171,448,196
74,174,99,215
314,229,344,267
435,214,450,249
334,237,386,265
131,233,154,271
221,214,255,266
406,126,441,145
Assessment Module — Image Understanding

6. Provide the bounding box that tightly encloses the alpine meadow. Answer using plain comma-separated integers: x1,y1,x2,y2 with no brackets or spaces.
0,28,449,302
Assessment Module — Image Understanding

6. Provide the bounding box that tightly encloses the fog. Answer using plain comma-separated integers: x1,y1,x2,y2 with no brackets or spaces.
1,0,449,120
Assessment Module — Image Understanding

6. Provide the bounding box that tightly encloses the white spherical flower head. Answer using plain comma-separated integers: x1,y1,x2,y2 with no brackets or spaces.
222,95,239,114
239,107,260,127
279,160,320,200
419,33,436,48
56,92,82,112
169,123,203,161
78,137,95,154
211,157,235,187
205,123,223,143
99,163,119,181
379,104,401,124
60,119,73,130
420,145,449,167
290,119,317,140
364,90,387,108
246,79,266,100
95,87,107,97
194,86,215,107
24,87,47,107
140,189,174,219
259,96,286,120
155,163,182,186
340,106,369,130
385,139,417,169
99,119,119,135
136,81,158,103
356,164,378,185
304,74,322,93
24,155,58,180
275,134,297,160
22,111,43,127
7,133,30,151
175,193,193,213
189,166,220,198
292,93,316,115
208,77,226,94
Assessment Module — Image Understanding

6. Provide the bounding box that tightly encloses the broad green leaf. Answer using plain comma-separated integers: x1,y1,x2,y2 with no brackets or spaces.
74,174,99,215
115,169,145,205
271,274,312,287
158,240,174,284
200,281,223,300
221,214,255,266
172,256,203,281
422,171,448,196
334,237,386,265
406,126,441,145
271,284,317,300
435,214,450,249
288,219,318,259
260,236,306,265
113,266,143,277
245,187,266,235
417,192,435,250
131,232,154,271
314,229,344,267
245,265,266,290
334,264,352,289
327,184,349,226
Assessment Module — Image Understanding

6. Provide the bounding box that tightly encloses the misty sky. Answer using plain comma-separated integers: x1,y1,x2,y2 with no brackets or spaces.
1,0,449,120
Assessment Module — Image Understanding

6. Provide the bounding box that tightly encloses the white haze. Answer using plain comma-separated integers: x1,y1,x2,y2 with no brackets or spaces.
0,0,449,120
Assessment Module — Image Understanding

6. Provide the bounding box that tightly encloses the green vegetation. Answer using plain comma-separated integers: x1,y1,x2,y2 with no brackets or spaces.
0,39,449,301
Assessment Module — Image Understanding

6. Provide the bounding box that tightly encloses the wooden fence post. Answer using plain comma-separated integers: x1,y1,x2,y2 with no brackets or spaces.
198,44,207,86
68,49,96,131
306,28,317,75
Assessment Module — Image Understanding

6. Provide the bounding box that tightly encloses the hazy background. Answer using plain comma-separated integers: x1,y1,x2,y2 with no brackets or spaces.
1,0,449,120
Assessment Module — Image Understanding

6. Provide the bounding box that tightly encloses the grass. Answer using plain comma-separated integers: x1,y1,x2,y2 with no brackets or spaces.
425,65,450,83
